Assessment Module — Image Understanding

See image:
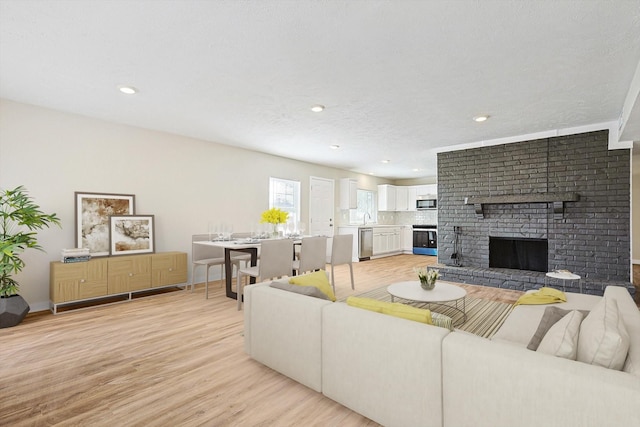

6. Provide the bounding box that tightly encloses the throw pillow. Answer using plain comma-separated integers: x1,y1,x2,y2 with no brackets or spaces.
345,297,433,325
346,296,386,313
431,312,454,331
270,281,330,300
382,303,433,325
289,270,336,301
536,310,583,360
527,307,590,351
577,297,630,370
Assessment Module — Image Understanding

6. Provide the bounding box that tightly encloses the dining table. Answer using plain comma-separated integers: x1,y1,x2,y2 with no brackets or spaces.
193,237,304,300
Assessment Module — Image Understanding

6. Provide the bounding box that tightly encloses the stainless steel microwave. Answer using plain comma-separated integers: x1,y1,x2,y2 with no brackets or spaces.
416,198,437,210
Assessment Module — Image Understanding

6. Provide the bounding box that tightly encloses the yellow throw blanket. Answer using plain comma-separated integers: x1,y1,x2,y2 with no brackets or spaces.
514,287,567,306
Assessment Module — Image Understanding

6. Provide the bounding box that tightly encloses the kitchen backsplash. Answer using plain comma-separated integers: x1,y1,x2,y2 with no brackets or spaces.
377,209,438,226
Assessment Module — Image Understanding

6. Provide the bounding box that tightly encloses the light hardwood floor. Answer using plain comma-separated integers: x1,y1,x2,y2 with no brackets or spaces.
1,254,523,427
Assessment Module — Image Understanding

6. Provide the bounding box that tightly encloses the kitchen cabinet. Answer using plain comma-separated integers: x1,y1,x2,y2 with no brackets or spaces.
380,184,436,211
395,187,408,211
396,187,417,211
372,227,402,256
402,226,413,253
416,184,437,198
340,178,358,210
50,252,187,313
378,185,397,211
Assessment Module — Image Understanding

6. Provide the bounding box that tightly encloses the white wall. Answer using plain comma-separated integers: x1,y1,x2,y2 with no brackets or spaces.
0,99,389,311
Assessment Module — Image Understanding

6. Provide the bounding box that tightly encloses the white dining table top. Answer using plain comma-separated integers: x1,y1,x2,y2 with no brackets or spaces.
194,236,306,249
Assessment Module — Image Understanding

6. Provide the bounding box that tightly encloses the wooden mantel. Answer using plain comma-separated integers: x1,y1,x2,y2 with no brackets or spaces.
464,192,580,219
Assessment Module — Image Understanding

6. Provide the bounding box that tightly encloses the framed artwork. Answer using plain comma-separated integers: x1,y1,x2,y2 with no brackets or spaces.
109,215,155,256
75,192,135,257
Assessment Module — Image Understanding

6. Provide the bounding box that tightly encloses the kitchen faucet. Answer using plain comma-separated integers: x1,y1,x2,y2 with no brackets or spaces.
363,212,371,225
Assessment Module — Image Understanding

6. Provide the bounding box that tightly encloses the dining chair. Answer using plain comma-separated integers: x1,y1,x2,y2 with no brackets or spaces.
329,234,355,292
237,238,294,310
292,236,327,276
191,234,246,299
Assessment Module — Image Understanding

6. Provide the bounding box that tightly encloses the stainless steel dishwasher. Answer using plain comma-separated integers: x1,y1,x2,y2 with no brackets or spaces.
358,227,373,261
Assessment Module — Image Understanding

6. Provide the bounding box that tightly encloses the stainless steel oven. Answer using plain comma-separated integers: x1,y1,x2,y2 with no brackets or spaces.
413,225,437,255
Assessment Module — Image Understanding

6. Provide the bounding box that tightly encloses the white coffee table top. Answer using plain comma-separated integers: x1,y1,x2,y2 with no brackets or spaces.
387,280,467,303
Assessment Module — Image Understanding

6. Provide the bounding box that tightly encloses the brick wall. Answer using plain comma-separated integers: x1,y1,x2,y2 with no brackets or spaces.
436,130,632,295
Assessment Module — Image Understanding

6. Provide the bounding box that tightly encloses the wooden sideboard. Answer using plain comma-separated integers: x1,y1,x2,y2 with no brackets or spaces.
50,251,187,313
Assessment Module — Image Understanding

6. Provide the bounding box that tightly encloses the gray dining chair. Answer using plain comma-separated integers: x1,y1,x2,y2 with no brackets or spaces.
236,238,294,310
329,234,355,292
191,234,247,299
292,236,328,276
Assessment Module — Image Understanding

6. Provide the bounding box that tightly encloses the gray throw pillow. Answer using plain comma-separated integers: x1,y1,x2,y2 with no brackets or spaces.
527,306,590,351
269,281,330,300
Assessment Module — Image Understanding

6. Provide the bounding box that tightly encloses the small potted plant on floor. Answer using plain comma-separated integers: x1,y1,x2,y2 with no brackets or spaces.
0,186,60,328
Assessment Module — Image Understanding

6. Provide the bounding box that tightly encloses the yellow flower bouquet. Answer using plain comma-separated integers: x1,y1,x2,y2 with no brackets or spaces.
260,207,289,236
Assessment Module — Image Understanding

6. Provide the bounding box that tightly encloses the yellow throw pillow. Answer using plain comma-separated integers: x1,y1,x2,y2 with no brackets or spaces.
289,270,336,301
382,303,433,325
346,296,388,313
346,297,433,325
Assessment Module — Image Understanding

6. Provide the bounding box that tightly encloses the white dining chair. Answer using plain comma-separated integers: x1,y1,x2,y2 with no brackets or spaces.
191,234,247,299
236,238,294,310
292,236,327,276
329,234,355,292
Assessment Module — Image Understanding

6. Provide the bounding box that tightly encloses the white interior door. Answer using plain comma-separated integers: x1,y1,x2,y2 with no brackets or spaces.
309,176,334,237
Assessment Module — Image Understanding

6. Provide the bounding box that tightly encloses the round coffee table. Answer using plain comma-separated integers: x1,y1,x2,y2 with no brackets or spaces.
387,280,467,326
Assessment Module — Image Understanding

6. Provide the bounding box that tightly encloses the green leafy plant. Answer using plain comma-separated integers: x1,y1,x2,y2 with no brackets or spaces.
0,186,61,297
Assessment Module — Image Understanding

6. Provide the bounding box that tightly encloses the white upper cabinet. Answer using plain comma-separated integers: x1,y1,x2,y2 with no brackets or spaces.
378,184,397,211
340,178,358,210
379,184,436,211
416,184,437,198
395,186,408,211
395,186,418,211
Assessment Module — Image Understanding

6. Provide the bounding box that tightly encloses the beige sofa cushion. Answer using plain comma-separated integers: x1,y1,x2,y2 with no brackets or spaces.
537,310,583,359
577,296,630,371
527,307,590,350
603,286,640,376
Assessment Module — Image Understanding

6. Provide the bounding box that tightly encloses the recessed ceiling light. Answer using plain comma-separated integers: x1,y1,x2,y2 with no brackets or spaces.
311,104,325,112
381,159,390,164
118,85,138,95
369,172,375,175
473,115,489,122
412,168,420,172
330,144,340,149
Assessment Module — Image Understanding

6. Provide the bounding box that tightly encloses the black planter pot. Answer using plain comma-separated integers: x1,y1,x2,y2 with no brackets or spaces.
0,294,30,328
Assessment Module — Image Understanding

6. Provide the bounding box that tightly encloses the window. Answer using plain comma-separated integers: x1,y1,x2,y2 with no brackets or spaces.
269,177,300,224
349,189,377,224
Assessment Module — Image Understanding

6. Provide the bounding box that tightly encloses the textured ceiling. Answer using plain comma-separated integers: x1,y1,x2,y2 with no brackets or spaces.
1,0,639,179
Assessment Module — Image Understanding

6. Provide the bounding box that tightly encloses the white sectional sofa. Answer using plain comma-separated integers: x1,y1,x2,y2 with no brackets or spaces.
244,280,640,427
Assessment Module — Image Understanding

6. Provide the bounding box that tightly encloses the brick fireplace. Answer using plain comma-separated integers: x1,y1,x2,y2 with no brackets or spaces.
436,130,633,296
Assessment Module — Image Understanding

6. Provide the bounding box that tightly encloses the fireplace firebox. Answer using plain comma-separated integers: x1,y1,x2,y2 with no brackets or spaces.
489,237,548,272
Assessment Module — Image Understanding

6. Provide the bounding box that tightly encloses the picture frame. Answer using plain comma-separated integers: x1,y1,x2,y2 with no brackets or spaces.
75,192,136,257
109,215,155,256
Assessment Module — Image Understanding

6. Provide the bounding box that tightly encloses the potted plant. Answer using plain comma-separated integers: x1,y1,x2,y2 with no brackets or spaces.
0,186,60,328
